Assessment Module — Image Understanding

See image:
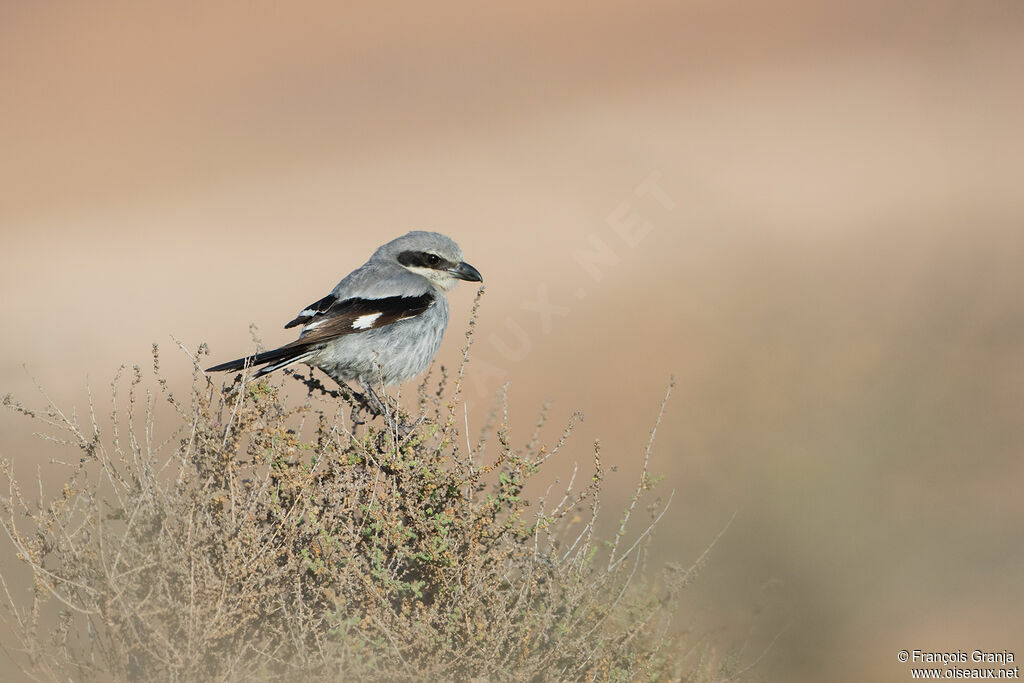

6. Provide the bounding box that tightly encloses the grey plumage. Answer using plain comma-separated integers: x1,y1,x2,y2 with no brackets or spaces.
207,231,482,388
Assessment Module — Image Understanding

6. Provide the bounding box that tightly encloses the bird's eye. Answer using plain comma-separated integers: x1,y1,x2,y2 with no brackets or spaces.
425,253,441,267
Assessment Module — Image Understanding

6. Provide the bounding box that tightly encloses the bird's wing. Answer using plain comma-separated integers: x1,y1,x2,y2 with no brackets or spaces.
285,265,430,329
281,292,435,349
206,293,433,376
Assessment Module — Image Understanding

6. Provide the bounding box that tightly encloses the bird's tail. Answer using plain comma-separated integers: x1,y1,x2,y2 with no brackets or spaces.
206,346,316,380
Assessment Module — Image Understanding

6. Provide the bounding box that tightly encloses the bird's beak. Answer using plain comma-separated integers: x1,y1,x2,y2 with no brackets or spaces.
449,261,483,282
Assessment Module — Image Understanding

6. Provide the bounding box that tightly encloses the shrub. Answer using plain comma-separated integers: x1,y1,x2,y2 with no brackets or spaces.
0,306,727,681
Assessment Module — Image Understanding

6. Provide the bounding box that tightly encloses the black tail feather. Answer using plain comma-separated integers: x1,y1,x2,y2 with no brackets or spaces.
205,345,312,375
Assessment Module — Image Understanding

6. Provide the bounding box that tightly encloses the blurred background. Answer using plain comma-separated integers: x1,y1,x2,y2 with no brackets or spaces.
2,1,1023,680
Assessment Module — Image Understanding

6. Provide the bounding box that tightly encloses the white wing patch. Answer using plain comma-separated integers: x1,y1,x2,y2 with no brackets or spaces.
352,312,383,330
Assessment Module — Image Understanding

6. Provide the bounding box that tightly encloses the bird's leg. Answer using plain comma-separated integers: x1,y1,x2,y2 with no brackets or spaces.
361,383,417,438
290,368,383,427
362,384,389,418
336,382,382,428
348,402,366,430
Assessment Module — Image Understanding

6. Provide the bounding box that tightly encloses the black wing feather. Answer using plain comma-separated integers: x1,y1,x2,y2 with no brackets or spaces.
292,294,434,346
284,293,339,329
206,293,434,375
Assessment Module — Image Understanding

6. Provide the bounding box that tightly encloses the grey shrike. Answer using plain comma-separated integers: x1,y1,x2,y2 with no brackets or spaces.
206,231,482,388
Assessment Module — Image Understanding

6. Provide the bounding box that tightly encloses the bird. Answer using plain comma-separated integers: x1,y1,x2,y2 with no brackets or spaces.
206,231,482,391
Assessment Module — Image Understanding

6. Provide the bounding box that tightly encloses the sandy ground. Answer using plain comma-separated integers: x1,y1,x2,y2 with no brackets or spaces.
3,2,1024,680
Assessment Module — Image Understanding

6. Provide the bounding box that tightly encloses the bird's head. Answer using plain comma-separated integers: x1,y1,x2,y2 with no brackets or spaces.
374,231,483,291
